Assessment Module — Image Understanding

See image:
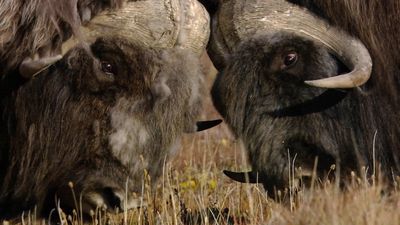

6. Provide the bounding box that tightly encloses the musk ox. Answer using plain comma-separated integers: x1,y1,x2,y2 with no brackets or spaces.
0,36,208,218
0,0,214,219
202,0,400,194
212,31,356,193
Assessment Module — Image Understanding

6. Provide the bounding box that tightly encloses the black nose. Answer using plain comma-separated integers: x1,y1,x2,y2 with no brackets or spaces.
102,187,122,210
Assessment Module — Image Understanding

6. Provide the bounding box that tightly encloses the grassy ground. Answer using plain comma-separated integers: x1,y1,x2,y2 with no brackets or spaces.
6,56,400,225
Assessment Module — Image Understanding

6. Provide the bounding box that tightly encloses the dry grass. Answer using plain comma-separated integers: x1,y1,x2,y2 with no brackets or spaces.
4,57,400,225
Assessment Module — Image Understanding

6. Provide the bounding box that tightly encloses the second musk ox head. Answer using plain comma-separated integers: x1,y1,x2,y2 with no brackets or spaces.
205,0,385,195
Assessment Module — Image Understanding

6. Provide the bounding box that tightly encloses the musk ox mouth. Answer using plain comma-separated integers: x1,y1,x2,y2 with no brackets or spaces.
224,137,337,195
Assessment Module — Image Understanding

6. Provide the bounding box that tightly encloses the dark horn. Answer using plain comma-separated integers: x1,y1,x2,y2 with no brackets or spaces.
223,170,262,183
196,119,222,132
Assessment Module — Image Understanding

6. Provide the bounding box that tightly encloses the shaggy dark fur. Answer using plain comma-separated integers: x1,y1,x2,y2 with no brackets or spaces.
285,0,400,179
0,37,204,218
0,0,123,77
204,0,400,194
287,1,400,97
212,30,400,194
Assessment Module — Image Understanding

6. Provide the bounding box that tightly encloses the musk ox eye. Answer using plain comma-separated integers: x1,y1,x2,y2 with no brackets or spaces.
282,52,298,68
101,61,115,75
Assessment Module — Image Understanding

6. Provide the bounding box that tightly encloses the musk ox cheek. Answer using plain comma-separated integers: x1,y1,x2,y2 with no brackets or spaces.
108,108,150,169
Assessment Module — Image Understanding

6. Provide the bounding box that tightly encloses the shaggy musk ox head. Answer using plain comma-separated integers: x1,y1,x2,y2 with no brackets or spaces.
212,32,353,194
0,37,205,218
205,0,385,196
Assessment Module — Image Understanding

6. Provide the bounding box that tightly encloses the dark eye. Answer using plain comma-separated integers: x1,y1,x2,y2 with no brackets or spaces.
101,61,115,75
282,52,298,68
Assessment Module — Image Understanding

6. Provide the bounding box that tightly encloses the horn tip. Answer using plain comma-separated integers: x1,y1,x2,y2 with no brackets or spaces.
195,119,223,132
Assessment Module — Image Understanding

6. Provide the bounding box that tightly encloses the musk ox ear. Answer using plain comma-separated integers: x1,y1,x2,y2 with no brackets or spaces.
223,170,262,183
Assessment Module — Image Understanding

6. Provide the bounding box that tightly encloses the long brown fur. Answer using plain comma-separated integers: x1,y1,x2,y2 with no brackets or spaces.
0,0,123,76
0,36,204,219
287,0,400,179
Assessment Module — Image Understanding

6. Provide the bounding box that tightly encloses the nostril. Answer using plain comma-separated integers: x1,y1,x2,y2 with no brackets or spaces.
102,187,122,210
